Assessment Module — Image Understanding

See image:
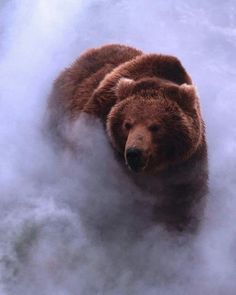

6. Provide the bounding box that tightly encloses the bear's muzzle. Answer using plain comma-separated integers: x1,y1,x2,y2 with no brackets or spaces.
125,147,146,172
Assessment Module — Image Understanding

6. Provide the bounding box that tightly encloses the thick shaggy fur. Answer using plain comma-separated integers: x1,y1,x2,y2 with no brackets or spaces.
48,44,208,232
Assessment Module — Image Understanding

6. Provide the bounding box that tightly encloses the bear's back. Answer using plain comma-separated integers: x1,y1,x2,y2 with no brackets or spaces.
48,44,142,134
83,53,193,120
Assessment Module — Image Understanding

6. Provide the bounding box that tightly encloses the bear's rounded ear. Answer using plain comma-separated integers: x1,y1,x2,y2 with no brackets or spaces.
179,83,197,97
178,83,198,111
115,78,135,101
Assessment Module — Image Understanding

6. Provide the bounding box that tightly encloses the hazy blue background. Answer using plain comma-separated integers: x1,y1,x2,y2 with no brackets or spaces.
0,1,236,294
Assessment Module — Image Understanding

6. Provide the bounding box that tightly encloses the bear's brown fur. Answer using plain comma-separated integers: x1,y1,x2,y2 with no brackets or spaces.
48,44,208,232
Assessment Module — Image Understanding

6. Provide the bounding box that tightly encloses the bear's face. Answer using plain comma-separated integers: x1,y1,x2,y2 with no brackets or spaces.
107,78,203,173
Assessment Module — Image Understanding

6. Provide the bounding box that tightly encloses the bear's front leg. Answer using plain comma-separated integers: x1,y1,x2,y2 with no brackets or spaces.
153,180,207,232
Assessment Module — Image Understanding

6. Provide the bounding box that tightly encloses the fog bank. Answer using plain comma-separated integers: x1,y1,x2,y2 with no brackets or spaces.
0,1,236,294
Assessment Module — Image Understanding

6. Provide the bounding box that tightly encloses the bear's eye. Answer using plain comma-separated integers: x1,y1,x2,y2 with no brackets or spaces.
149,124,160,132
124,122,133,130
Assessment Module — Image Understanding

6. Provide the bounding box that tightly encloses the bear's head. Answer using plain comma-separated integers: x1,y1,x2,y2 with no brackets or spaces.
106,77,203,173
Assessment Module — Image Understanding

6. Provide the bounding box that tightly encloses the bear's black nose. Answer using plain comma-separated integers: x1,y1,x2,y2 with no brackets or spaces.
126,148,144,172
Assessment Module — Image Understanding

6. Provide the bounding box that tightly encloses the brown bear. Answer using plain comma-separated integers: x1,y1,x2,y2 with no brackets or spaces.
47,44,208,232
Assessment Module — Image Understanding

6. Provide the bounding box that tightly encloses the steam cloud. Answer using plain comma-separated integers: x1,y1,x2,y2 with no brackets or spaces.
0,0,236,294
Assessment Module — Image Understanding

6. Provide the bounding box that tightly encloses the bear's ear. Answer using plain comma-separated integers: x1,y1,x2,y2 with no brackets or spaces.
164,83,198,112
115,78,135,100
178,83,198,110
83,78,134,121
179,83,197,98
